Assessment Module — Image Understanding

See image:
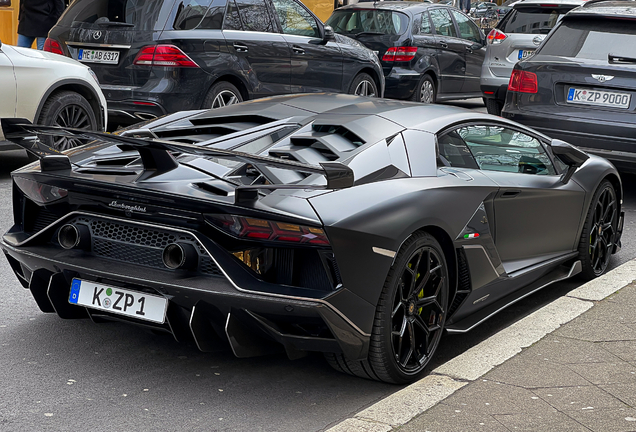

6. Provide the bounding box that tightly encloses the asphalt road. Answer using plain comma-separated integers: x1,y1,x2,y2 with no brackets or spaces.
1,101,635,432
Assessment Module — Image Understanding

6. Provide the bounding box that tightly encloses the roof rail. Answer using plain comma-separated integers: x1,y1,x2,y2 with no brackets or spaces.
582,0,634,7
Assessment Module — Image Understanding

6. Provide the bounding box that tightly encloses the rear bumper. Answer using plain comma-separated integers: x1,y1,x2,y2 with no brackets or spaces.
101,71,212,126
384,68,421,100
481,83,508,102
502,106,636,170
1,214,370,361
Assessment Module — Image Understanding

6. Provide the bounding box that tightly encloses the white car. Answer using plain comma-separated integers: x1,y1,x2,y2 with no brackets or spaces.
0,40,107,155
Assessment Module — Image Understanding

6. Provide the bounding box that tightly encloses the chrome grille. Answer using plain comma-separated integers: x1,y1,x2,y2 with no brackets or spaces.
68,217,222,277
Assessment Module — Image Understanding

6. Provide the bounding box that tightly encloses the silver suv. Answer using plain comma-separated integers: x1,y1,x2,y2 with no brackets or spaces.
480,0,584,115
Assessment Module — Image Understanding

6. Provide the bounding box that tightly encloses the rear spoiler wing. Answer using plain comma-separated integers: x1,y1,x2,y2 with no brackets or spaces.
1,119,355,193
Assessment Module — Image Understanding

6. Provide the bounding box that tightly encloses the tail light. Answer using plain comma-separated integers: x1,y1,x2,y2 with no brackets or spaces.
508,69,538,93
487,29,507,44
206,215,329,246
14,177,68,204
43,38,64,55
133,45,199,68
382,47,418,62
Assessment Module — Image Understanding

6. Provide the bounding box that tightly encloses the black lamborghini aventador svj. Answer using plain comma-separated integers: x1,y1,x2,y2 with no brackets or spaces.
1,94,623,384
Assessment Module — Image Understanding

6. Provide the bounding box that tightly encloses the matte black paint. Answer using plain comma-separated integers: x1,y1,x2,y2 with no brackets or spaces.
1,94,623,366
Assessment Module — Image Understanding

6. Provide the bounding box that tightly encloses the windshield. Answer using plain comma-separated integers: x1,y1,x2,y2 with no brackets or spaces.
326,9,410,36
540,18,636,61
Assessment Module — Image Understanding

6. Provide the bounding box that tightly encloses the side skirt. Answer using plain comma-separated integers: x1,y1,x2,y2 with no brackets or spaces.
445,260,582,334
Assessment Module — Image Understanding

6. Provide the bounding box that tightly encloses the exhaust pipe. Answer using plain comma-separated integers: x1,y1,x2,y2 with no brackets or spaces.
58,224,90,250
162,243,198,270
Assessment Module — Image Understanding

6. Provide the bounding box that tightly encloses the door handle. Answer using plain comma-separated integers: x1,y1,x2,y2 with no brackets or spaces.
292,45,305,55
439,41,448,48
465,47,473,54
233,42,249,52
502,190,521,198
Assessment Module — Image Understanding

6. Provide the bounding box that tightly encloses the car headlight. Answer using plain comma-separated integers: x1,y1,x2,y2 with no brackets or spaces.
88,68,100,85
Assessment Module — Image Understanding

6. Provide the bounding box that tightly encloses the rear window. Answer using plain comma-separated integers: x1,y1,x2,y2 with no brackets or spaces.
326,9,410,36
539,18,636,61
63,0,167,31
498,6,573,34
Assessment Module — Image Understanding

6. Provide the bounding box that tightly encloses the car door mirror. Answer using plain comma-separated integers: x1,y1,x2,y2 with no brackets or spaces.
322,25,336,43
550,139,589,183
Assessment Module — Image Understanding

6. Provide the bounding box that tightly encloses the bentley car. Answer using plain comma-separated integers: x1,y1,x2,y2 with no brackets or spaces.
0,94,624,384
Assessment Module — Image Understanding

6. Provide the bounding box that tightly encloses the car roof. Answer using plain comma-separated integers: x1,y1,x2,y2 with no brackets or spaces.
513,0,586,7
567,0,636,17
336,1,441,12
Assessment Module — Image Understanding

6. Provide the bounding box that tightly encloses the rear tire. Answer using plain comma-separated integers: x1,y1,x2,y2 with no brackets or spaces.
37,90,98,151
410,75,436,104
348,73,378,97
325,231,448,384
485,98,503,116
577,180,618,280
202,81,243,109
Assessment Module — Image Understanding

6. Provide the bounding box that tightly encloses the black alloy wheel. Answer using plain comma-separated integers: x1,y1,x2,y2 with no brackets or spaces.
38,91,98,152
388,236,447,376
324,231,448,383
578,180,618,280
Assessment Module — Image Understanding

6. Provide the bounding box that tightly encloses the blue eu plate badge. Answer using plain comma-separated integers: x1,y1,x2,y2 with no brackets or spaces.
567,88,575,101
69,279,81,304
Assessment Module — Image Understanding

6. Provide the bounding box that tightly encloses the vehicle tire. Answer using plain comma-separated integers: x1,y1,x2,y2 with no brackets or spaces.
485,98,503,116
325,231,449,384
577,180,618,280
37,90,98,151
410,75,436,104
202,81,243,109
348,73,378,97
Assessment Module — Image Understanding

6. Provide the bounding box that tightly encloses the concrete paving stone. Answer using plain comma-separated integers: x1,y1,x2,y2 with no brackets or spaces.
565,407,636,432
600,382,636,407
483,356,591,389
532,385,628,412
600,340,636,363
354,374,467,427
493,410,591,432
567,360,636,386
577,296,636,324
605,283,636,305
434,297,592,381
522,334,622,365
554,317,636,342
398,402,511,432
326,418,392,432
567,263,636,301
441,379,555,415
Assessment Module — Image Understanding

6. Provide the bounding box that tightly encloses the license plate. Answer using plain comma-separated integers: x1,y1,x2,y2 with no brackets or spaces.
518,49,534,60
78,49,119,64
68,279,167,324
567,87,631,109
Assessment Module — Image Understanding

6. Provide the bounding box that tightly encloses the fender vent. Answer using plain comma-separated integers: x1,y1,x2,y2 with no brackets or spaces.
448,248,471,317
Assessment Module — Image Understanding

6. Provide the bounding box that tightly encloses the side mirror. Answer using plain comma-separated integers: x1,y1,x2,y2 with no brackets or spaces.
550,139,589,183
323,25,336,43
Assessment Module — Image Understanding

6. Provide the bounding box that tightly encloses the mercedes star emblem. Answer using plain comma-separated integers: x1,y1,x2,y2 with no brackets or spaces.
93,31,102,40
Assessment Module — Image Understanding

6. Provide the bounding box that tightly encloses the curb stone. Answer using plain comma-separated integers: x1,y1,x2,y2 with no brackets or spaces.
324,259,636,432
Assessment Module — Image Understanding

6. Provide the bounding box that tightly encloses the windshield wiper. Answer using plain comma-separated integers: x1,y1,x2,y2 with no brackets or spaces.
609,54,636,65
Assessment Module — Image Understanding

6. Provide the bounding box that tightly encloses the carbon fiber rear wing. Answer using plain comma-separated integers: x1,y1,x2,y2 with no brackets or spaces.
1,119,355,195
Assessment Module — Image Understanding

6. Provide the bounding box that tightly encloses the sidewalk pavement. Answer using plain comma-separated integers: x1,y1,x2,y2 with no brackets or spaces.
327,260,636,432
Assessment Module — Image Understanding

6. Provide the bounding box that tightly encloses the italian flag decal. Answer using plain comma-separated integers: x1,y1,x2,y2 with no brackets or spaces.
464,233,480,239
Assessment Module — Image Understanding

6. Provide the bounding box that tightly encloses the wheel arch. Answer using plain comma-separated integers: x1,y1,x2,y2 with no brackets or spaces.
204,74,250,107
603,173,622,209
412,225,458,310
356,67,382,95
35,79,104,131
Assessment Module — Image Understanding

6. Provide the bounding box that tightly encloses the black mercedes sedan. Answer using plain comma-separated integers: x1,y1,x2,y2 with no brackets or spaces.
1,94,623,384
326,2,487,103
45,0,384,127
502,0,636,172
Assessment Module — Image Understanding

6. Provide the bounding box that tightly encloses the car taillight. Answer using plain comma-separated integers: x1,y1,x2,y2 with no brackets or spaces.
43,38,64,55
206,215,330,246
14,177,68,204
382,47,418,62
487,29,507,44
508,69,538,93
133,45,199,68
